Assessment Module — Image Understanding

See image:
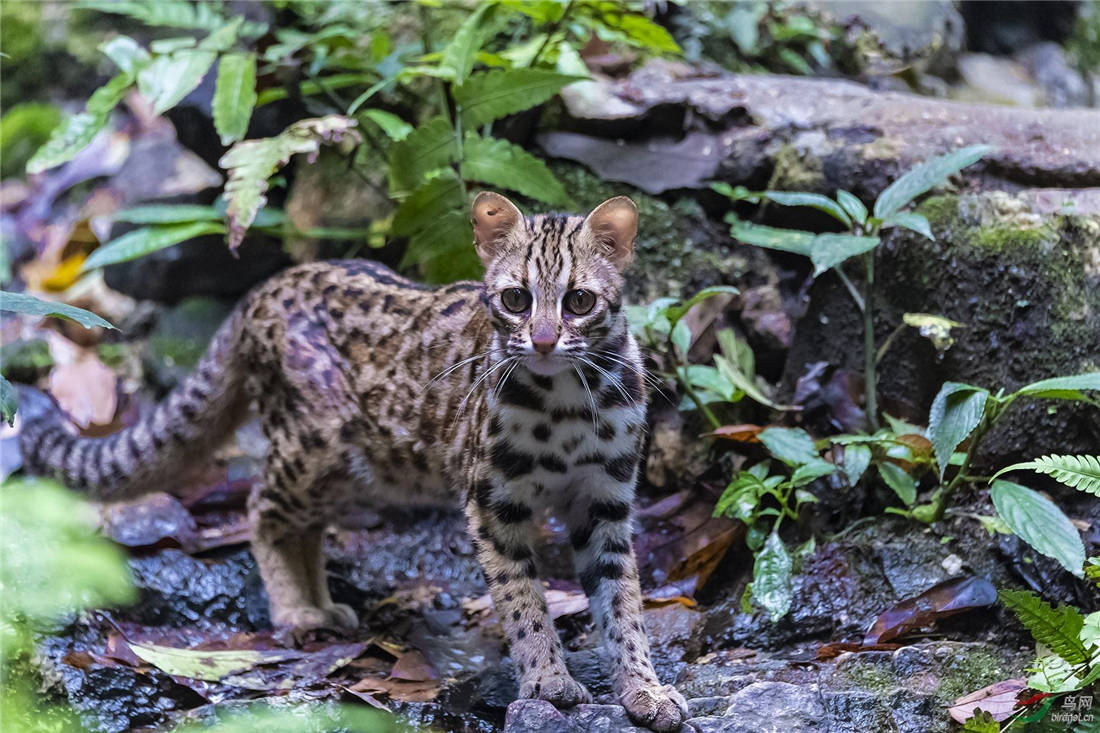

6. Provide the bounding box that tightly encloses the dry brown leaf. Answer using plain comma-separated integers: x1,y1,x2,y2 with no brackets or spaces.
948,678,1027,723
546,588,589,620
707,424,764,443
390,650,438,682
49,355,117,428
350,676,439,703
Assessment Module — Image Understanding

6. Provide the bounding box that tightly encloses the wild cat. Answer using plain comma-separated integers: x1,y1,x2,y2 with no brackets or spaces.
19,192,690,730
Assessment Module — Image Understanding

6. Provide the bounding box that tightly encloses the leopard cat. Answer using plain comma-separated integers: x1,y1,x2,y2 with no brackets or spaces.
18,192,690,731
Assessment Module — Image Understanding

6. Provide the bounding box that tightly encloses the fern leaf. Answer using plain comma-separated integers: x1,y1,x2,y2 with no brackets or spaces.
26,72,134,174
213,52,257,145
460,134,571,206
999,589,1088,665
454,69,586,128
76,0,265,36
219,116,361,252
387,116,458,197
992,454,1100,496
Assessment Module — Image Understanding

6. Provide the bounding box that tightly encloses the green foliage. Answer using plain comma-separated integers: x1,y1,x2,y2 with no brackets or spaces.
453,69,586,128
753,531,792,622
993,454,1100,496
0,291,115,330
0,378,17,427
960,710,1000,733
990,480,1085,578
714,146,993,432
999,590,1090,666
213,52,258,145
461,134,572,206
83,222,228,270
0,103,62,179
172,704,404,733
928,382,988,478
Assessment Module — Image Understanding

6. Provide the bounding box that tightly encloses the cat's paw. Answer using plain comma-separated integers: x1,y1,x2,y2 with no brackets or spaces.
620,683,689,732
519,672,592,708
322,602,359,629
272,604,358,645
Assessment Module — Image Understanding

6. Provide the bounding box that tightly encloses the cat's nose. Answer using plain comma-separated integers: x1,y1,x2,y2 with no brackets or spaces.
531,324,558,354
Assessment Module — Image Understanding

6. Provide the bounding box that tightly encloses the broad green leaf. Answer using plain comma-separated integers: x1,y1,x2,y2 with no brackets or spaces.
960,711,999,733
883,211,934,240
0,477,134,621
392,171,465,236
198,17,242,52
387,116,457,196
1,376,16,426
758,427,820,467
137,49,217,116
671,320,691,357
761,191,850,227
664,286,739,326
714,355,789,410
877,462,917,505
683,364,737,402
583,3,681,52
212,52,257,145
928,382,988,477
126,639,302,680
715,472,765,522
835,190,867,224
400,209,473,269
790,459,835,487
150,37,197,54
461,134,571,206
991,480,1085,578
112,204,222,224
0,291,115,330
76,0,247,32
842,443,872,486
440,2,496,84
753,531,792,622
809,233,880,276
717,328,754,377
83,222,226,270
360,109,412,141
99,35,150,75
873,144,993,219
999,589,1088,664
454,69,587,128
1014,372,1100,403
26,72,133,174
726,217,814,256
991,454,1100,497
220,115,361,251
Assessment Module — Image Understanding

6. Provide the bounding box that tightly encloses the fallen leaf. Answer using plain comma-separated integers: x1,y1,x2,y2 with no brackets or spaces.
390,649,438,682
125,639,304,680
707,424,764,443
222,642,367,691
48,354,117,428
546,588,589,620
340,684,392,712
350,676,439,703
815,642,903,660
863,576,998,645
948,678,1027,723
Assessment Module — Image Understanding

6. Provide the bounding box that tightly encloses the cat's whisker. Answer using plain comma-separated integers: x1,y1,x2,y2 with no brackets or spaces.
424,348,507,391
572,363,600,435
454,356,516,428
578,356,632,407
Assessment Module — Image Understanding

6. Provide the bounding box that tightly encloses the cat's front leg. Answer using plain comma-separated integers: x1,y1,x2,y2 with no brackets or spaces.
570,491,689,732
466,481,592,708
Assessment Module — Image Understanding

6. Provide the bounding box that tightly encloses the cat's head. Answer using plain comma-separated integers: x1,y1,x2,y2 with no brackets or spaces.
472,191,636,376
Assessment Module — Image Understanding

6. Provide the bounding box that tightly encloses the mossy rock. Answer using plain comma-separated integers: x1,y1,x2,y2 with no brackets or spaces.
783,190,1100,466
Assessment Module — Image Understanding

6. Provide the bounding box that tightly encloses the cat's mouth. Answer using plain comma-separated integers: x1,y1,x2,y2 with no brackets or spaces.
524,353,571,376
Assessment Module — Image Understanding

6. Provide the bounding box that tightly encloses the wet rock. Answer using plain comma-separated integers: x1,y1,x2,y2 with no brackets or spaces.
540,60,1100,194
712,681,827,733
644,604,706,663
783,189,1100,465
954,53,1046,107
1017,42,1090,108
503,701,648,733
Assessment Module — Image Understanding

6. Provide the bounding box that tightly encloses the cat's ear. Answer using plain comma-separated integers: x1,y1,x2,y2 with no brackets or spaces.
472,191,524,263
583,196,637,270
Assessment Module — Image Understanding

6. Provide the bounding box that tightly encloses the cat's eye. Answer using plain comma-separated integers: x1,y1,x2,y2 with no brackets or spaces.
564,289,596,315
501,287,532,313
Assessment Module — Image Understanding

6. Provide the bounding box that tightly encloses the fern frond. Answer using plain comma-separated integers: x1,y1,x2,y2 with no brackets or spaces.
999,589,1088,665
992,454,1100,496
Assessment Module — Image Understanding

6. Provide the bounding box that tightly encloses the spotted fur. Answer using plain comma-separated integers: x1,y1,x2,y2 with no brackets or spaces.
18,193,688,731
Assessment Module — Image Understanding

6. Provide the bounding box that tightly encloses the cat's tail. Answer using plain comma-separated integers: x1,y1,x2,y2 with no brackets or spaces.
18,306,251,502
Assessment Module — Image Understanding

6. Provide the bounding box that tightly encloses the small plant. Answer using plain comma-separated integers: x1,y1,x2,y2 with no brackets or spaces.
714,427,829,621
713,144,992,431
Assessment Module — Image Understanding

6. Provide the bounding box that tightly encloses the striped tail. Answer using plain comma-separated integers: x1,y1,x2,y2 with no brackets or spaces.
18,308,250,502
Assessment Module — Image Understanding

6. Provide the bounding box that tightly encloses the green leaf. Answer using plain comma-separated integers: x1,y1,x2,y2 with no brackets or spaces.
671,320,691,357
790,459,835,487
137,49,217,116
387,116,457,196
960,710,1000,733
999,589,1088,664
581,2,681,53
726,216,814,256
212,52,256,145
882,211,934,240
683,364,737,402
761,191,850,227
0,291,115,330
440,2,496,84
758,427,820,467
991,480,1085,578
399,209,475,274
715,472,765,522
360,109,412,141
392,171,465,237
26,72,133,174
220,115,361,251
198,17,242,52
753,531,792,622
1,376,16,426
873,144,993,219
111,204,223,224
454,69,587,128
99,35,150,75
809,233,880,276
877,462,917,506
842,443,872,486
461,134,571,206
928,382,988,478
992,454,1100,496
664,286,739,327
1014,372,1100,403
835,190,867,225
714,355,788,410
83,222,226,270
76,0,245,32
